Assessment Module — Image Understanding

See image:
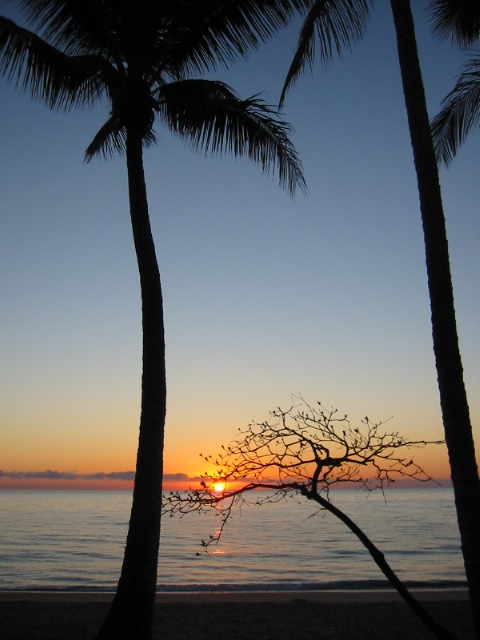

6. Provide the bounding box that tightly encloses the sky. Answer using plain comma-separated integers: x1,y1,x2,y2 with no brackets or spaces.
1,1,479,491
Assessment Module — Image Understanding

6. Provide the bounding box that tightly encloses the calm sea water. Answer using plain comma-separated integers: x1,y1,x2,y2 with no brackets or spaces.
0,487,465,592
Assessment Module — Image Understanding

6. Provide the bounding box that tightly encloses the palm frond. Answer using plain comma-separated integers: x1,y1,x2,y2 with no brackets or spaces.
17,0,119,57
84,113,127,160
430,54,480,165
0,16,107,108
280,0,372,105
84,107,157,161
428,0,480,47
280,4,318,105
156,79,306,195
152,0,312,77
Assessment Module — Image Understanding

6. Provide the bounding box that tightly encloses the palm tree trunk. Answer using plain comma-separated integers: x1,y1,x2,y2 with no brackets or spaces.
390,1,480,636
96,130,167,640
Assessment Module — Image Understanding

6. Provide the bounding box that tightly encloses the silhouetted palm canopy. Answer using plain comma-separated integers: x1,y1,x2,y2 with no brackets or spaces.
0,0,306,189
429,1,480,164
0,1,307,639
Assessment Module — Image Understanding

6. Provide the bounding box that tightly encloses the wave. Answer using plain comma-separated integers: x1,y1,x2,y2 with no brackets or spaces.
1,579,467,594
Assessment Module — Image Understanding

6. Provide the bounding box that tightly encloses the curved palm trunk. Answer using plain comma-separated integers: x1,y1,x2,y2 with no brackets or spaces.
390,1,480,636
96,130,167,640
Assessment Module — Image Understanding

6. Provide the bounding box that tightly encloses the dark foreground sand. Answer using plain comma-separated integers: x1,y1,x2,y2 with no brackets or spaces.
0,591,474,640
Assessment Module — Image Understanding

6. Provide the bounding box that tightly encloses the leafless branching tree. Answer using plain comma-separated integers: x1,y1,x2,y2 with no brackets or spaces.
163,396,457,640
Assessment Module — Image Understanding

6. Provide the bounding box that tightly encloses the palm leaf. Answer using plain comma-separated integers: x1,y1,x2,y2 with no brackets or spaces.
428,0,480,46
0,15,107,108
84,113,127,160
156,79,306,195
430,54,480,165
16,0,119,56
148,0,312,78
280,0,372,105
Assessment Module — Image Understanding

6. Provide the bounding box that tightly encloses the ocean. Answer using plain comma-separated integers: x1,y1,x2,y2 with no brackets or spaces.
0,486,465,592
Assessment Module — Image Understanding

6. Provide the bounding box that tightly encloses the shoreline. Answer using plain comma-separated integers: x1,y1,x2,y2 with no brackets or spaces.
0,587,469,603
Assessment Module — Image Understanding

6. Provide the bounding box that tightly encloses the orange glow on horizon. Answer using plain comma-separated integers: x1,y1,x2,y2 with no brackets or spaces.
0,441,455,492
0,473,453,492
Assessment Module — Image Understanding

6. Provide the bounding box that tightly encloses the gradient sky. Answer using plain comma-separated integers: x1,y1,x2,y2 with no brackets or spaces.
1,2,479,490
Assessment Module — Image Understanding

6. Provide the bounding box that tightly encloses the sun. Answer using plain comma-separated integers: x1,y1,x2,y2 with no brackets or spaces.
213,481,226,493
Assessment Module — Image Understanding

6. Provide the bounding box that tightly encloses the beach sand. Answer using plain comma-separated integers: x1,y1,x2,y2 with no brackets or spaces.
0,591,474,639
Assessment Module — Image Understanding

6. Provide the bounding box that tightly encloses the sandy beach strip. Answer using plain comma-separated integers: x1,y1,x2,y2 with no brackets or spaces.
0,587,470,603
0,589,474,640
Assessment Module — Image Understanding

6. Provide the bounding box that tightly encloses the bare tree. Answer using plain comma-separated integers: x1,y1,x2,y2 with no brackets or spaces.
164,396,458,640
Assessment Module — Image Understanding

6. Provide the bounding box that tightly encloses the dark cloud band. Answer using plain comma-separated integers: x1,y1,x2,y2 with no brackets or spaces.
0,470,192,482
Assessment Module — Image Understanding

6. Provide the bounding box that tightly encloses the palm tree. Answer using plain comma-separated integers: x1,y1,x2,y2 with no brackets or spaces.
279,0,480,635
0,2,308,638
429,1,480,164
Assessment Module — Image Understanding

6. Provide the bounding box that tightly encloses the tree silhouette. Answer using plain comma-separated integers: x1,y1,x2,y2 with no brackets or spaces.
164,396,457,640
0,2,308,638
276,1,480,632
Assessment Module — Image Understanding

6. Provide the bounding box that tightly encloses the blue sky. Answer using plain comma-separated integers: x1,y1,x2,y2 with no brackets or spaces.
0,1,479,486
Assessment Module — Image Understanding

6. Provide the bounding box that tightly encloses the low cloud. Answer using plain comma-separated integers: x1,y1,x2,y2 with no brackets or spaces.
0,470,197,483
84,471,136,482
163,473,190,482
0,470,80,480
